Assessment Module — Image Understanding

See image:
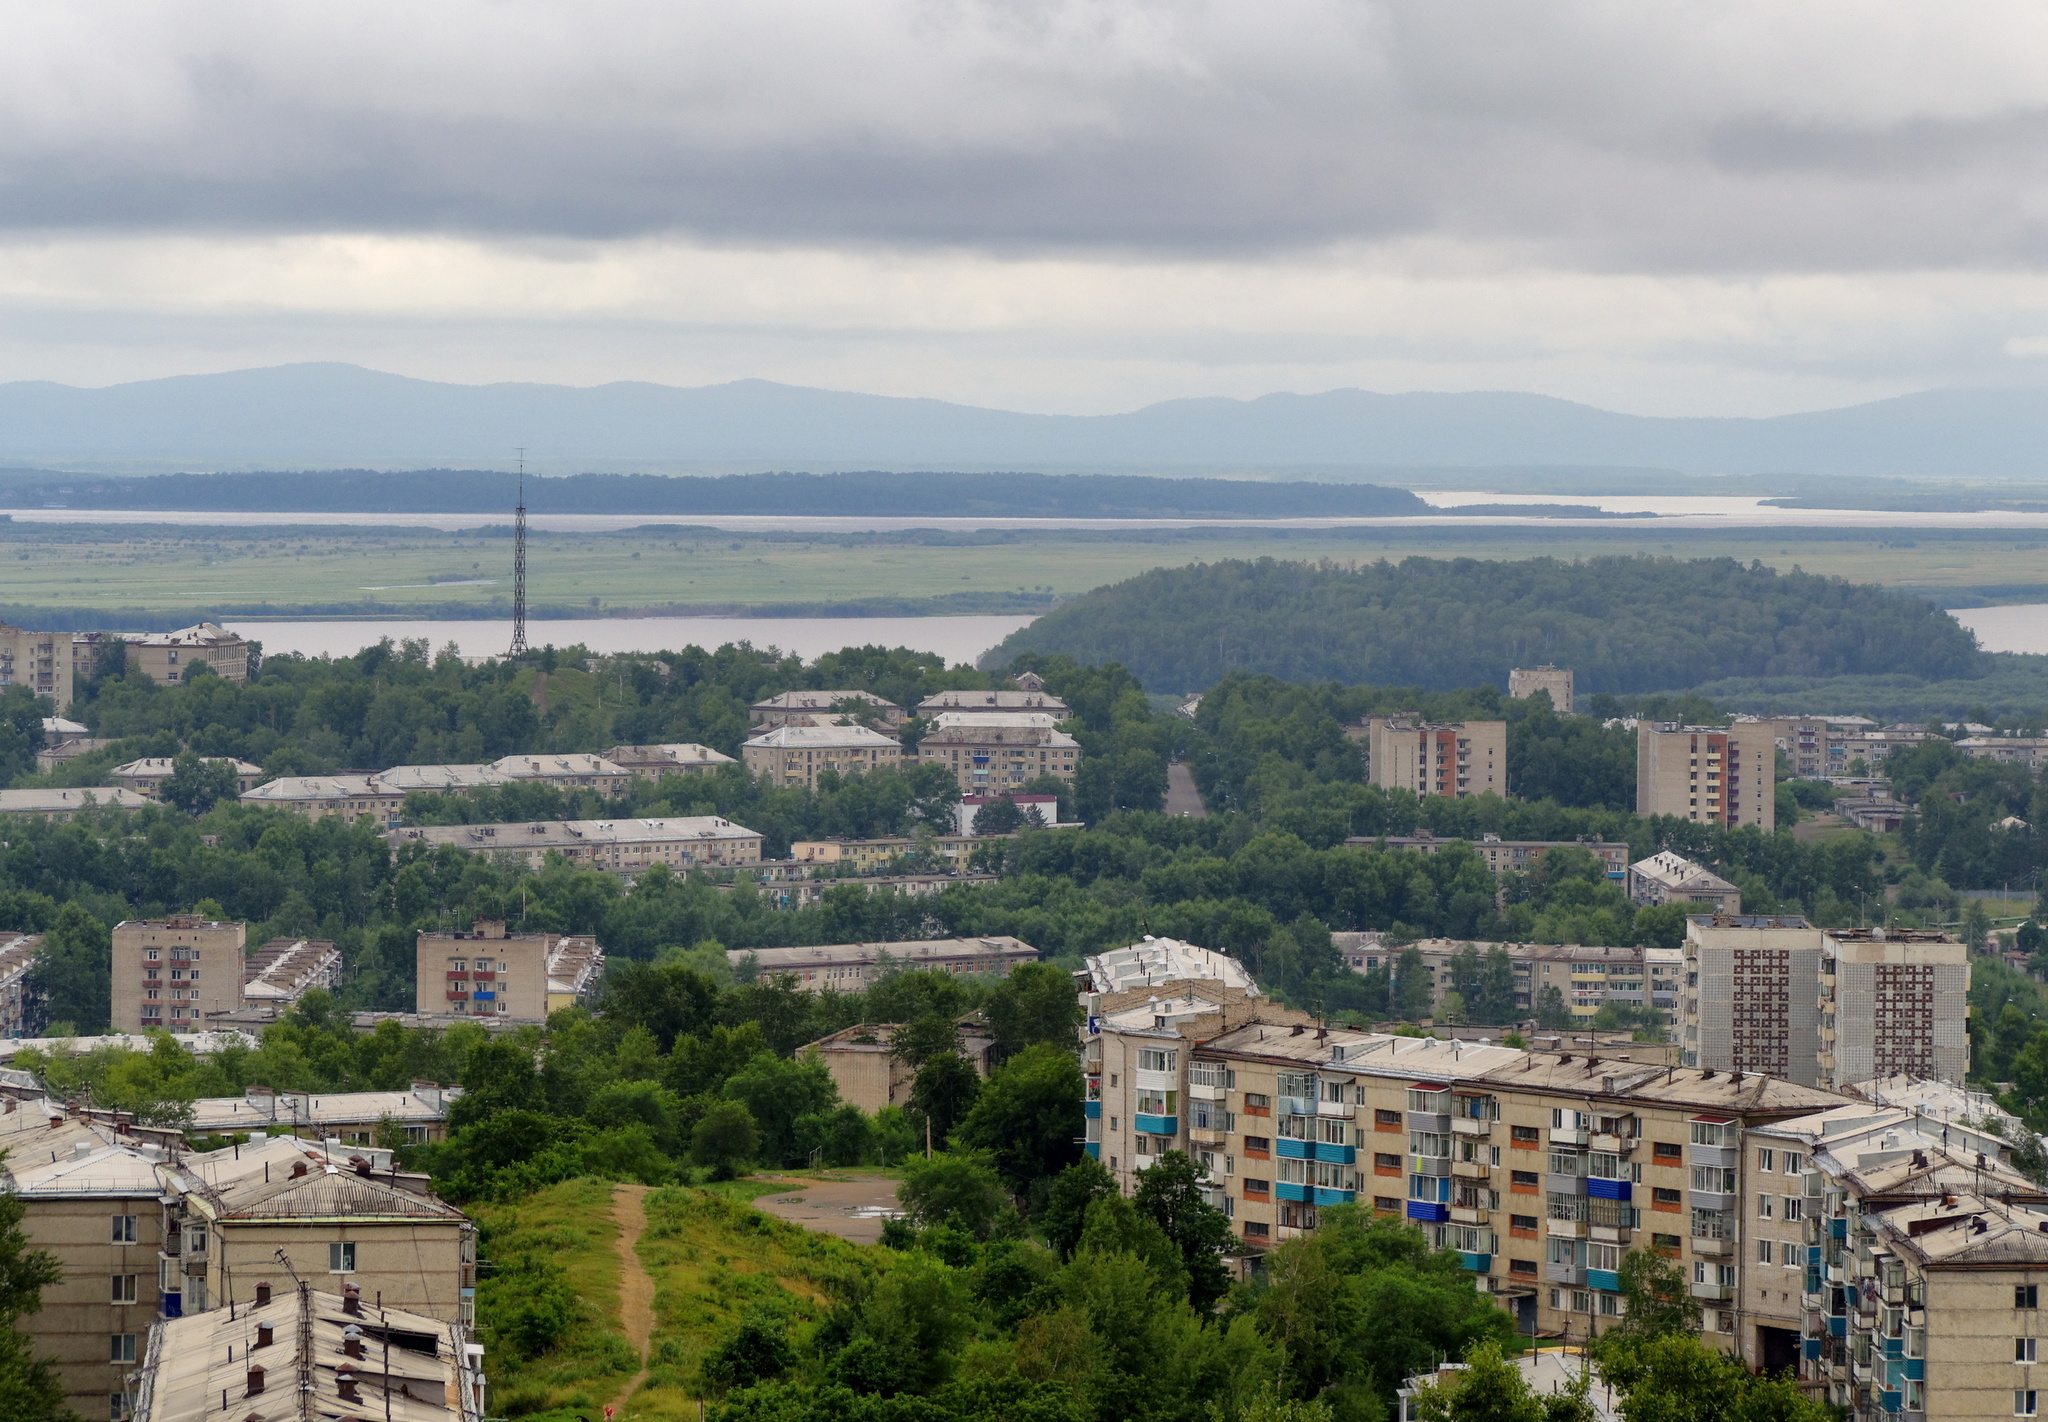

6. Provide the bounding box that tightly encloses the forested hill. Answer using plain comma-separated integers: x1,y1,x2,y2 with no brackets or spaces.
986,555,1987,693
13,468,1426,519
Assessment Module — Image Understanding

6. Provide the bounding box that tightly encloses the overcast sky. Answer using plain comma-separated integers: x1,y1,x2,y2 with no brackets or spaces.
10,1,2048,414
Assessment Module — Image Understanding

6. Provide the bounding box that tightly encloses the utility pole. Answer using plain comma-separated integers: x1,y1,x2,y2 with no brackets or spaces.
509,449,528,658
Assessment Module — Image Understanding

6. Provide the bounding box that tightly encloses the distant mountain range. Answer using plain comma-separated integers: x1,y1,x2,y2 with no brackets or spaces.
11,362,2048,478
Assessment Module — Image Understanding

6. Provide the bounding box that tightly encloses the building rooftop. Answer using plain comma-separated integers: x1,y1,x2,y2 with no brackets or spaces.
743,723,904,750
393,816,760,850
352,762,511,792
917,689,1070,713
488,752,629,778
241,936,340,1001
241,774,391,802
751,689,901,714
183,1084,459,1134
1872,1193,2048,1269
0,786,150,814
738,936,1037,973
605,742,736,768
1685,913,1815,931
111,756,264,778
1629,851,1739,896
127,621,242,647
1085,937,1258,997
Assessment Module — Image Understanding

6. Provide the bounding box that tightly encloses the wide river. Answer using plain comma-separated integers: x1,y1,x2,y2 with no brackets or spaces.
1950,605,2048,656
225,613,1039,664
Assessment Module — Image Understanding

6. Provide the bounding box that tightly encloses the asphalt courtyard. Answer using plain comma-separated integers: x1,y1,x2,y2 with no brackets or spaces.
752,1174,904,1245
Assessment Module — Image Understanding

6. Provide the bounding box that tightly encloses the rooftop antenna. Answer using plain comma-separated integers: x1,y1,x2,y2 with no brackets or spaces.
509,449,529,658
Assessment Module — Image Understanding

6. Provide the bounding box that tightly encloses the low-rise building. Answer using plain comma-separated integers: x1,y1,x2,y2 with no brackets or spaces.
734,936,1039,992
1084,936,1260,1000
744,872,996,911
0,786,152,819
1736,714,1880,780
784,834,981,872
749,689,904,727
1364,716,1507,799
124,622,251,686
390,815,762,873
915,711,1079,794
1955,734,2048,771
956,792,1061,834
742,722,904,790
183,1083,458,1145
414,921,603,1020
0,620,78,709
1507,666,1574,709
0,930,38,1036
801,1017,999,1114
132,1284,485,1422
235,937,343,1018
36,736,115,773
1837,793,1909,833
487,751,633,794
602,742,737,779
916,687,1071,718
111,757,266,798
239,774,407,824
112,916,249,1034
371,763,515,795
1346,831,1629,879
1628,851,1742,914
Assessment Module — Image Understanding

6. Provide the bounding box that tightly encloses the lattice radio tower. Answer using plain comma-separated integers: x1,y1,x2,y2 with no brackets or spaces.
508,449,528,658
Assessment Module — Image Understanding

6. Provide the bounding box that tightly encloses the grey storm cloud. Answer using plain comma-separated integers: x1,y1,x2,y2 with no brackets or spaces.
9,1,2048,269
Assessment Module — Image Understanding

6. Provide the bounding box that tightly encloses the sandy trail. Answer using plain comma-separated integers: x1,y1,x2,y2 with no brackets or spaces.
603,1183,655,1418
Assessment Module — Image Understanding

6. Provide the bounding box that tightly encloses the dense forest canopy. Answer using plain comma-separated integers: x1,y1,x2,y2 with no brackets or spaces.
987,555,1987,693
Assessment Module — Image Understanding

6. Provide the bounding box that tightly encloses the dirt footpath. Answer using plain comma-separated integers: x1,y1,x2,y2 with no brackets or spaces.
752,1175,903,1245
604,1183,655,1418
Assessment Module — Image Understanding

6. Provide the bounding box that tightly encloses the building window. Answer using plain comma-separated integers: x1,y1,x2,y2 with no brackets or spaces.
1757,1148,1774,1172
111,1275,137,1304
111,1215,136,1244
111,1391,135,1421
2022,1286,2041,1311
329,1241,356,1273
2021,1339,2040,1364
2019,1392,2039,1418
1757,1195,1774,1219
110,1334,136,1364
1653,1141,1682,1161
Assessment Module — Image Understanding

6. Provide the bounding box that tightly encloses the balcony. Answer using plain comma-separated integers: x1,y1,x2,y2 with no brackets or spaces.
1690,1234,1733,1258
1452,1159,1492,1180
1586,1177,1633,1202
1408,1200,1450,1223
1450,1206,1490,1225
1547,1218,1589,1239
1587,1269,1621,1293
1546,1263,1585,1286
1315,1100,1355,1120
1688,1144,1739,1169
1410,1156,1451,1177
1690,1282,1733,1302
1188,1127,1228,1146
1310,1143,1355,1165
1590,1131,1634,1153
1134,1114,1178,1136
1408,1110,1451,1133
1545,1173,1587,1195
1186,1082,1226,1101
1457,1251,1492,1273
1549,1127,1589,1147
1452,1117,1491,1137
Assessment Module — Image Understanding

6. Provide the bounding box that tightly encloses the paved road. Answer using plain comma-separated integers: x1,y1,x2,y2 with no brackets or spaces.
1166,762,1208,818
753,1175,903,1245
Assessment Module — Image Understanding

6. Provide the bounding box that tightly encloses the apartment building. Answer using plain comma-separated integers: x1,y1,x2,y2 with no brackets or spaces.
234,937,343,1019
177,1134,474,1325
0,930,40,1036
1346,831,1629,880
1734,715,1879,780
732,935,1039,992
916,711,1080,794
1083,936,1262,1001
111,757,266,799
1091,1019,1848,1340
748,689,904,727
800,1017,998,1114
133,1285,486,1422
111,917,249,1034
1371,939,1652,1022
1636,721,1774,829
956,792,1060,834
1629,851,1743,915
1682,915,1825,1084
1364,716,1507,799
372,763,514,794
0,619,77,709
414,921,576,1020
744,871,996,911
916,687,1071,718
602,742,737,779
1956,735,2048,772
742,722,904,789
390,815,763,874
1817,928,1970,1089
487,751,633,794
124,623,251,686
184,1083,458,1145
1508,666,1574,709
239,774,408,824
0,787,153,819
785,833,981,871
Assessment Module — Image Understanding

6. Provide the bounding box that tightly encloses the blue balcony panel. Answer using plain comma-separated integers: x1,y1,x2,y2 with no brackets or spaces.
1311,1187,1355,1207
1826,1316,1847,1338
1084,1143,1100,1159
1277,1139,1311,1158
1311,1143,1356,1165
1277,1182,1312,1203
1829,1218,1847,1240
1586,1269,1621,1293
1084,1101,1101,1119
1407,1200,1449,1223
1879,1391,1902,1414
1134,1114,1178,1136
1802,1339,1821,1362
1586,1178,1632,1202
1457,1251,1492,1273
1904,1359,1924,1382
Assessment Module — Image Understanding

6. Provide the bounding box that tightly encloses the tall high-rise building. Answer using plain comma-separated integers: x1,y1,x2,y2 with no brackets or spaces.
1364,716,1506,799
110,917,247,1033
1682,914,1825,1084
1636,721,1774,829
1818,927,1971,1087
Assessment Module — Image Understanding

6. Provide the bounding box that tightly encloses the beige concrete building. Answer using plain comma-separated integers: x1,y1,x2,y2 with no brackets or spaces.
1636,720,1774,829
0,619,77,709
184,1083,458,1145
784,833,981,871
1507,666,1573,709
133,1284,485,1422
1628,850,1743,914
602,742,737,779
1734,714,1878,780
1819,927,1970,1089
916,687,1070,718
233,937,343,1019
389,815,762,874
238,774,407,824
801,1017,998,1114
487,751,633,794
743,722,903,789
371,763,513,794
915,711,1079,794
112,757,266,798
1346,831,1629,880
0,787,153,819
734,935,1038,992
112,917,249,1034
749,689,904,727
1682,914,1825,1083
415,921,555,1019
0,929,40,1036
178,1134,474,1325
124,623,250,686
1364,716,1507,799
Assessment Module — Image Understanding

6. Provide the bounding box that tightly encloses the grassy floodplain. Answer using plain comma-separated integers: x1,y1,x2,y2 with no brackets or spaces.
8,519,2048,622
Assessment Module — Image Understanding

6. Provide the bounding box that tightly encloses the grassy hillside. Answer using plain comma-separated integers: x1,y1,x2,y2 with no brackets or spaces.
988,554,1987,694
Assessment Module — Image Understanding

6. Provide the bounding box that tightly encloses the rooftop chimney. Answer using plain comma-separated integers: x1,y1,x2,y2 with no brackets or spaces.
342,1283,362,1316
291,1160,307,1178
255,1281,272,1306
246,1365,265,1397
255,1322,273,1349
